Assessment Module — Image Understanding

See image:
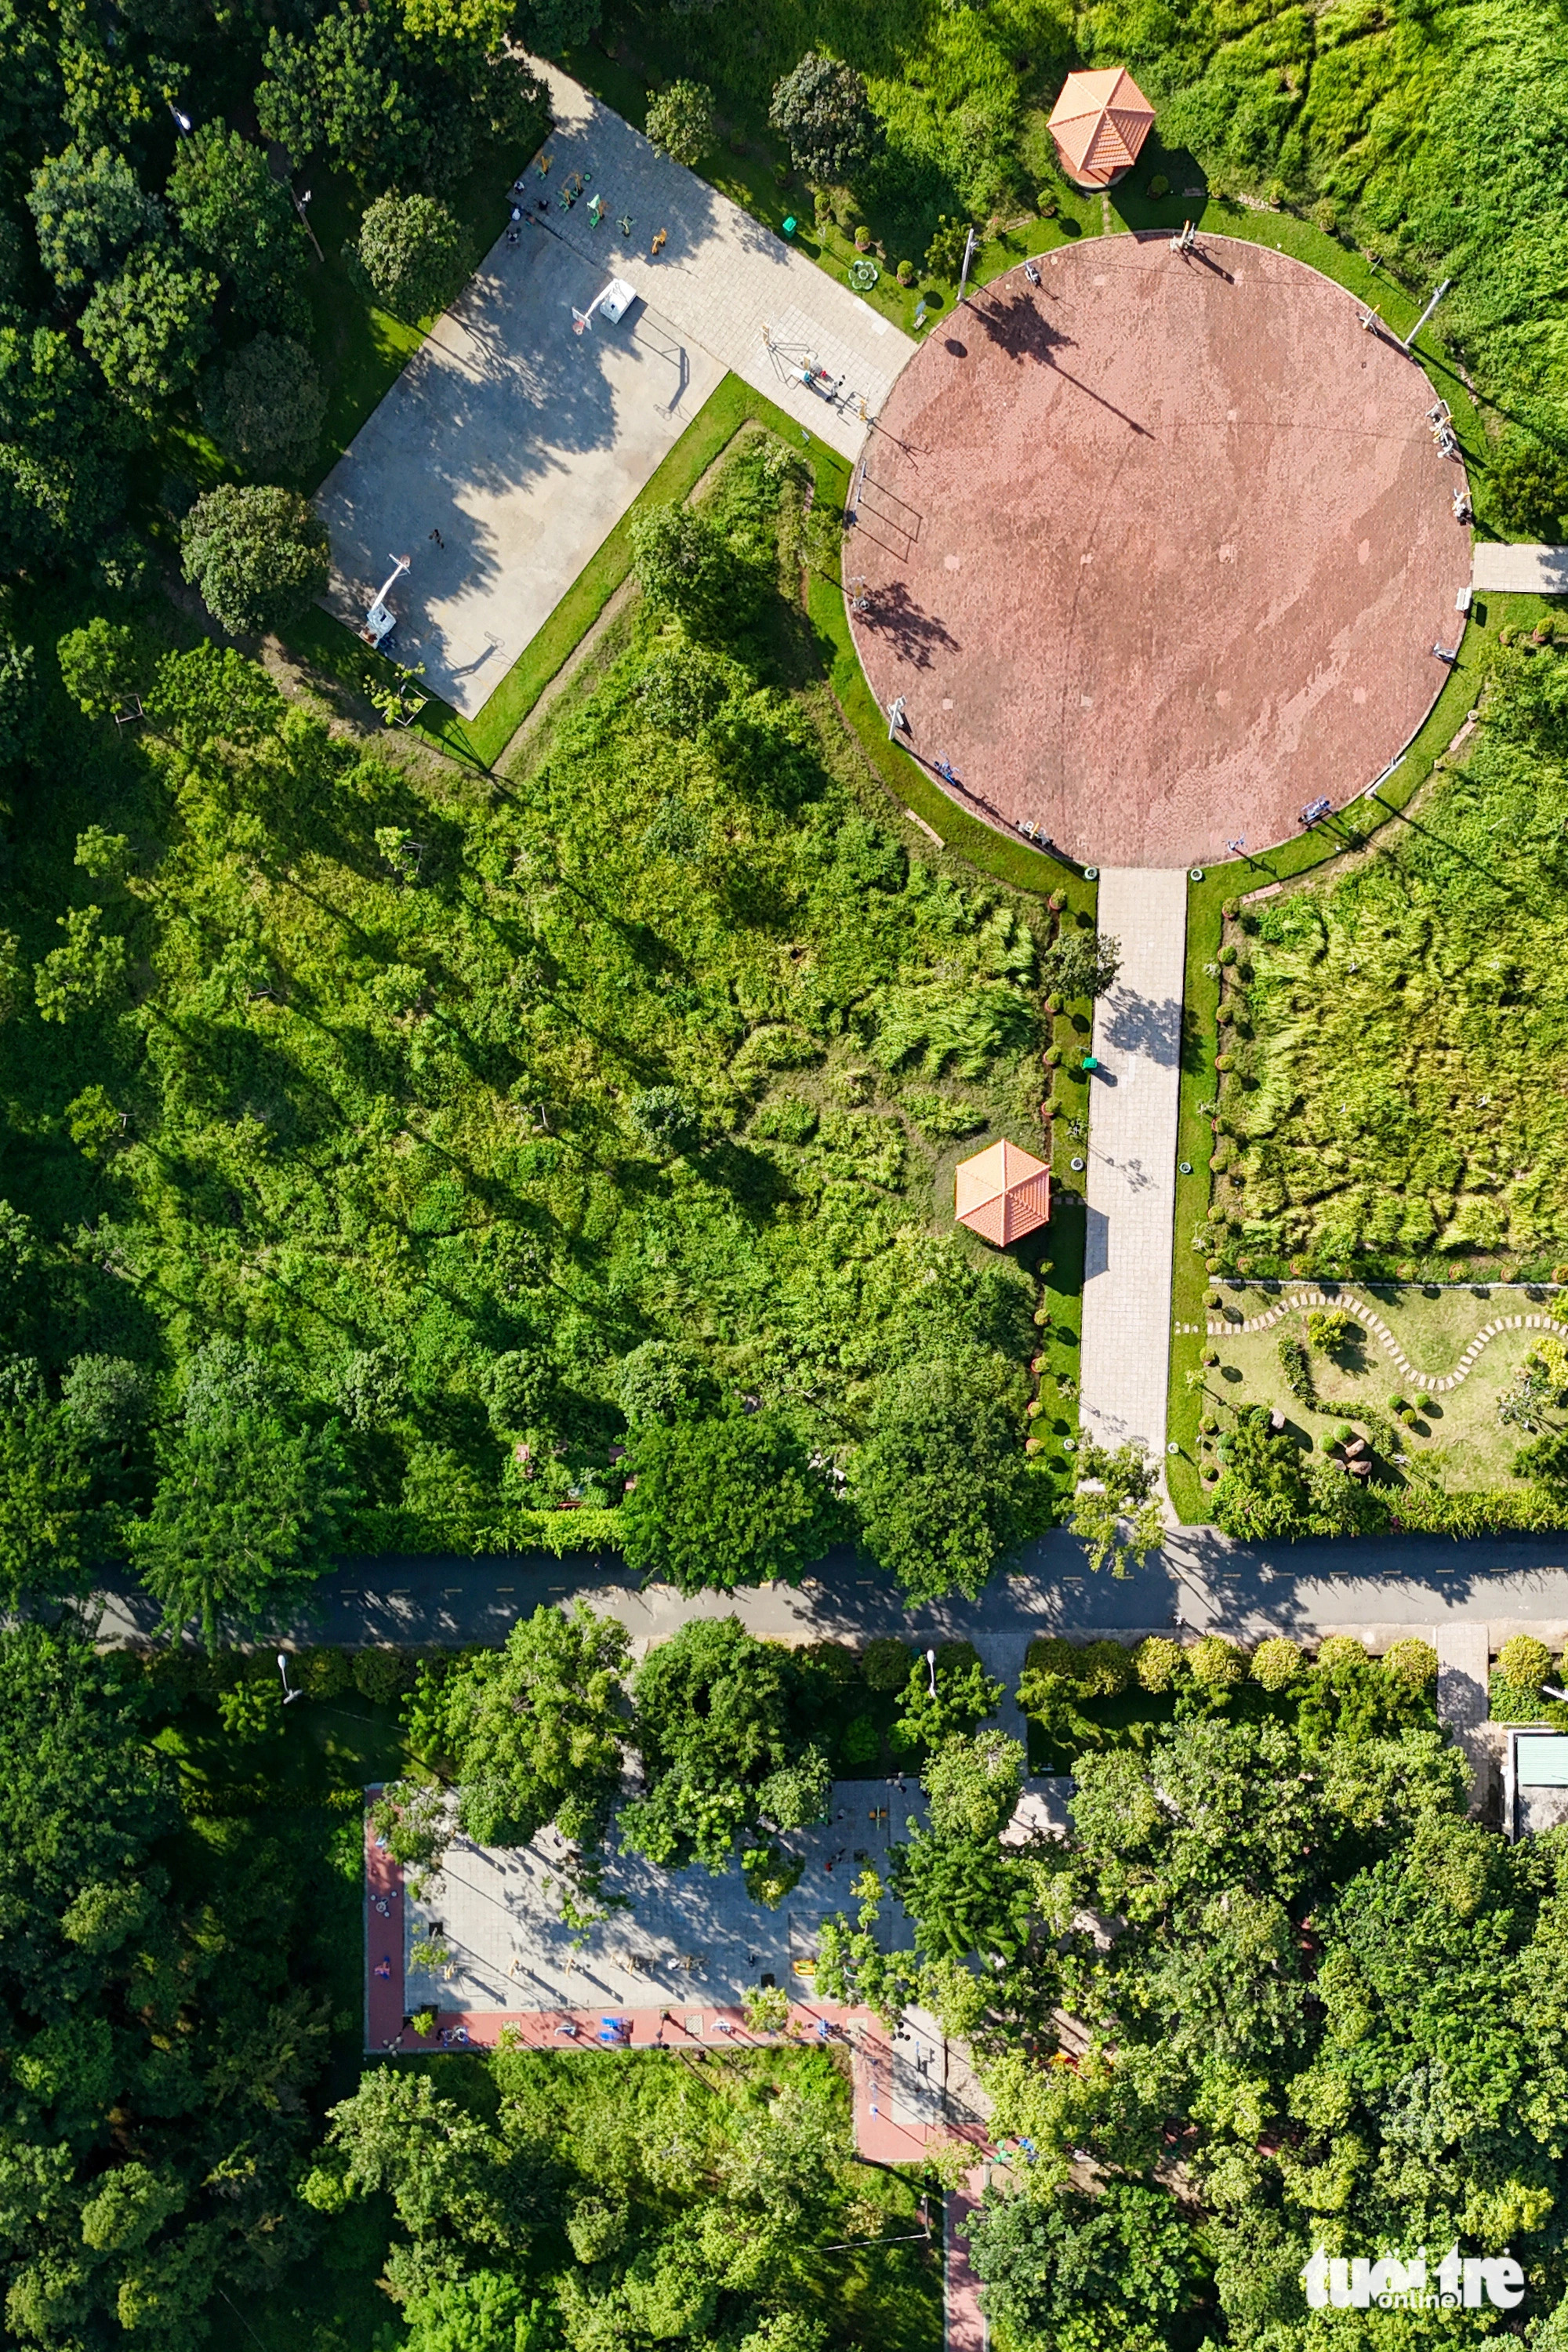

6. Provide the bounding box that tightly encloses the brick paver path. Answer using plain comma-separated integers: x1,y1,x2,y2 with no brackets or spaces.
1471,544,1568,595
1078,869,1189,1471
524,62,915,461
946,2169,989,2352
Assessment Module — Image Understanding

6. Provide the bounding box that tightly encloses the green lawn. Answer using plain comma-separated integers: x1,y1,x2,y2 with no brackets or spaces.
1192,1283,1565,1499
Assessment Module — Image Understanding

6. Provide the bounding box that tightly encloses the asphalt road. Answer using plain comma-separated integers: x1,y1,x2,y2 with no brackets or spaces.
85,1525,1568,1657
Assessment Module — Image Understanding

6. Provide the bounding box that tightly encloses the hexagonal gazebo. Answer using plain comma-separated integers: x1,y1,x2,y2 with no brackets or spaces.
954,1139,1052,1247
1047,67,1156,189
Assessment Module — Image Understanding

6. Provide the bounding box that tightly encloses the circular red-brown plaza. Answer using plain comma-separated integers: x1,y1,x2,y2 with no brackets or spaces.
848,235,1471,869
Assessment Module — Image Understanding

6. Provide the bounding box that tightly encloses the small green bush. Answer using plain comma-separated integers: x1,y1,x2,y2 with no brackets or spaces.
895,259,914,285
1497,1633,1554,1693
861,1635,911,1692
1383,1638,1439,1689
1250,1636,1301,1690
644,79,715,168
353,1647,411,1704
1076,1639,1134,1697
299,1647,354,1698
1025,1635,1078,1680
1314,1635,1366,1672
840,1714,880,1766
1148,172,1169,198
1188,1635,1247,1691
1134,1636,1183,1693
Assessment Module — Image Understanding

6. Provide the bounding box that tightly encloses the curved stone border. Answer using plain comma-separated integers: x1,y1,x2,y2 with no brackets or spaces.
1200,1290,1568,1396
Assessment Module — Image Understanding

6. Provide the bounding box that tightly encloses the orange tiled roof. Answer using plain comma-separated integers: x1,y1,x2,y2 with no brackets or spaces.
1047,67,1156,187
954,1138,1052,1246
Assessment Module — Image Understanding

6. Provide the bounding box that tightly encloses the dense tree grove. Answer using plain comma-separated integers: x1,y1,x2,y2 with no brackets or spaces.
797,1630,1568,2349
0,1626,338,2347
0,0,544,612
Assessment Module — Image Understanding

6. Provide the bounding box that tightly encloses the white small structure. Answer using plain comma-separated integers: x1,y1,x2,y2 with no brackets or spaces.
361,553,412,648
1506,1730,1568,1840
572,278,637,334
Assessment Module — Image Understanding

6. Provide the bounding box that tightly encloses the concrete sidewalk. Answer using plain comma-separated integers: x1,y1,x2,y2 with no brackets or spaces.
946,2172,989,2352
1471,543,1568,596
1077,870,1189,1469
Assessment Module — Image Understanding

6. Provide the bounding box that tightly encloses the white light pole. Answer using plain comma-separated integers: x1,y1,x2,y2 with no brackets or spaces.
278,1652,303,1705
924,1646,938,1698
168,100,193,132
956,226,978,308
1400,276,1451,353
291,183,325,263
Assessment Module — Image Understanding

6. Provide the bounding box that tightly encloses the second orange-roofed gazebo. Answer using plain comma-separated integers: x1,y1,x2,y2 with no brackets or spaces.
954,1139,1051,1247
1047,67,1156,189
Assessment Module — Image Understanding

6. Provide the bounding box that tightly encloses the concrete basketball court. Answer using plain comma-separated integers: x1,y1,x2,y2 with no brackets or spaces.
316,231,724,717
848,234,1473,868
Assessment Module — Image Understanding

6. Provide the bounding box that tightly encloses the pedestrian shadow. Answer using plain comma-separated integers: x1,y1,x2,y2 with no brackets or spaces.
1099,987,1181,1067
857,579,960,669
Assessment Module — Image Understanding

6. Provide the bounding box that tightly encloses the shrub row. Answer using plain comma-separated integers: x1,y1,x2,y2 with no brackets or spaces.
1021,1629,1436,1708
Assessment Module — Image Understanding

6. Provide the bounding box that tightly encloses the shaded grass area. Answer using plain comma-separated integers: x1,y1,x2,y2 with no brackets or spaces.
1167,593,1568,1522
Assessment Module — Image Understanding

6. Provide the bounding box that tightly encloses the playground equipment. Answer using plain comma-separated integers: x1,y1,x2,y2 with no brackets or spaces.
572,277,637,334
360,554,411,648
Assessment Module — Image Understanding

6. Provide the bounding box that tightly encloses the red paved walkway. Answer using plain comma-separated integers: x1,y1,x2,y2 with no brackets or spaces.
848,233,1471,869
946,2169,990,2352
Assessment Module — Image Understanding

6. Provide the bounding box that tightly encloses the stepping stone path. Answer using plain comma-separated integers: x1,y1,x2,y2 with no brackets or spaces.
1200,1289,1568,1394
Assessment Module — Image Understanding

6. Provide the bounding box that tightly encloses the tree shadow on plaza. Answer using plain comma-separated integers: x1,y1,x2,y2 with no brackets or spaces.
968,285,1076,367
858,579,960,670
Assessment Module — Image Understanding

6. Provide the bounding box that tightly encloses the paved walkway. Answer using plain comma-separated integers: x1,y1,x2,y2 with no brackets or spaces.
525,64,914,462
1436,1620,1497,1813
1471,543,1568,595
1077,870,1189,1466
946,2170,989,2352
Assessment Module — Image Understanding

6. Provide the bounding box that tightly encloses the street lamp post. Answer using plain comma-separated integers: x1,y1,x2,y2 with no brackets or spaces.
292,183,325,263
278,1652,303,1706
924,1646,938,1699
